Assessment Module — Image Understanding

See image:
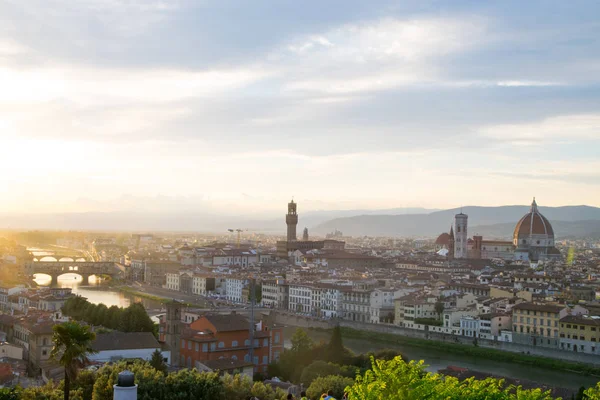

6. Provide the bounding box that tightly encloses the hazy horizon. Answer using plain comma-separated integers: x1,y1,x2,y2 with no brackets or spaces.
2,1,600,213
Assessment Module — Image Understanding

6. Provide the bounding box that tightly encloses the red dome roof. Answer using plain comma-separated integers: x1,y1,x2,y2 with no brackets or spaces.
435,232,451,245
513,199,554,239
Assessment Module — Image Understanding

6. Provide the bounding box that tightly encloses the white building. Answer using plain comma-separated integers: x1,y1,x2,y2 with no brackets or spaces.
212,250,258,267
460,316,492,338
443,308,480,328
166,272,180,291
225,278,246,303
318,286,343,319
192,275,215,296
370,288,395,324
288,284,312,314
262,279,288,310
90,332,170,364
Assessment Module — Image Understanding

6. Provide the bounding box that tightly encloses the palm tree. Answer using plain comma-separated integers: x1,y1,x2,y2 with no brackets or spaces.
51,321,97,400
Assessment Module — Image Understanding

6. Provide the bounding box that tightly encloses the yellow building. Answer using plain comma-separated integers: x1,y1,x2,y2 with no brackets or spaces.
511,303,564,348
559,315,600,354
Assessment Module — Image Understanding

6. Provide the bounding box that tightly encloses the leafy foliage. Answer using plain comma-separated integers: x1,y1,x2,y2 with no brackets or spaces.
92,361,224,400
62,296,155,333
307,375,354,399
0,388,20,400
299,361,357,386
345,356,555,400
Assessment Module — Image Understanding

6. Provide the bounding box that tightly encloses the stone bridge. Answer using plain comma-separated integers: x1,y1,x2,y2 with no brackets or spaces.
27,261,119,284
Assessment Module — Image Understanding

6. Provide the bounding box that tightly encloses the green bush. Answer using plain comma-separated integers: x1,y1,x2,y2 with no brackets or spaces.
307,375,354,399
345,356,554,400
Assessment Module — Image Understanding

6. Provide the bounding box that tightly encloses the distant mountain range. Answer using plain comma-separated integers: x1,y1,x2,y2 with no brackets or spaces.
0,207,438,233
312,205,600,239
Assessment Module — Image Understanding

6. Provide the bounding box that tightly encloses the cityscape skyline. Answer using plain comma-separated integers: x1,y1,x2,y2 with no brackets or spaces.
1,0,600,213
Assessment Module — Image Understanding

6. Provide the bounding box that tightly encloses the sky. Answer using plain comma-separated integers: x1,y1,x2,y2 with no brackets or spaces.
1,0,600,215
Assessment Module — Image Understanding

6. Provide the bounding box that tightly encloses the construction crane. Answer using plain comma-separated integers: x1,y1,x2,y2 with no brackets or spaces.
227,228,245,248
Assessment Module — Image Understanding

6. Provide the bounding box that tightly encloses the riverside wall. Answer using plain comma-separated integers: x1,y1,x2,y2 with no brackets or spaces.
269,311,600,366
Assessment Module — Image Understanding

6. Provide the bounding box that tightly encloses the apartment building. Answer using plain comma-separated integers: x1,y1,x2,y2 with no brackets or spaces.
511,303,565,348
288,284,312,314
225,278,246,303
318,286,343,319
179,313,282,373
559,315,600,354
166,272,180,291
369,288,395,324
192,275,216,296
342,289,371,323
261,279,288,310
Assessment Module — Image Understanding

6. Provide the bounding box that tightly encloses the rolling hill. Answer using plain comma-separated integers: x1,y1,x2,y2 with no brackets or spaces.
312,205,600,238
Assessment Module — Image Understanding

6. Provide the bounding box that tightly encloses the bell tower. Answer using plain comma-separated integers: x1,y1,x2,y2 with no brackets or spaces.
454,212,468,259
286,200,298,242
165,300,183,367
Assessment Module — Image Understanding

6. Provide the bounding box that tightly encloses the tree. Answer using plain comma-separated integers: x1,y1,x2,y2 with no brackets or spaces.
306,375,354,400
345,356,554,400
51,321,97,400
150,349,168,375
434,301,445,318
290,328,313,353
325,325,346,364
300,361,340,385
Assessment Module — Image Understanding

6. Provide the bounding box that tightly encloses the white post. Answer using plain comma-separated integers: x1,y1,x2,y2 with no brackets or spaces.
113,370,137,400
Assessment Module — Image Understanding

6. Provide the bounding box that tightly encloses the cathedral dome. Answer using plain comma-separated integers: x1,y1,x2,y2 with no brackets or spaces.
513,198,554,245
435,232,451,246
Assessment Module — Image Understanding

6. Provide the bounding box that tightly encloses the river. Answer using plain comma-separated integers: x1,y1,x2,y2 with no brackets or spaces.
33,274,163,310
284,327,600,391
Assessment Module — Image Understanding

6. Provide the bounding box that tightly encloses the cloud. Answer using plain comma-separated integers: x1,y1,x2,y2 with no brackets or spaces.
479,114,600,142
278,17,487,93
0,65,268,106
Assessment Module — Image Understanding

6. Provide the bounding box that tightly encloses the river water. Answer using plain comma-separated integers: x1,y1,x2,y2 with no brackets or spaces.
284,327,599,391
33,274,163,310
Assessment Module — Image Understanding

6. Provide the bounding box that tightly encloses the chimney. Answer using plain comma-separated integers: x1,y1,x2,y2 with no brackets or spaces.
113,371,137,400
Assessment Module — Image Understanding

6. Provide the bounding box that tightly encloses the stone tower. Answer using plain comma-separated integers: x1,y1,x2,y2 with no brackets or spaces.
164,300,182,367
302,227,309,241
286,200,298,242
448,225,455,259
454,212,468,259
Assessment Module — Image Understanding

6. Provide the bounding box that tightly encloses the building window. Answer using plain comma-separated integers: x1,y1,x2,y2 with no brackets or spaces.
42,350,47,356
253,356,259,365
244,339,250,346
244,354,250,362
202,343,208,352
232,340,238,347
218,342,224,348
181,340,185,348
232,355,238,361
188,341,192,350
210,343,216,351
262,355,268,364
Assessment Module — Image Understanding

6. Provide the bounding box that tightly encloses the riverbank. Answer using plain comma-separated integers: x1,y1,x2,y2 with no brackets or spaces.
321,327,600,377
115,285,169,303
115,285,210,309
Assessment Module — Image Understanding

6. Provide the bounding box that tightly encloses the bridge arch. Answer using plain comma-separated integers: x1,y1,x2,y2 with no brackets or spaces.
28,261,118,285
